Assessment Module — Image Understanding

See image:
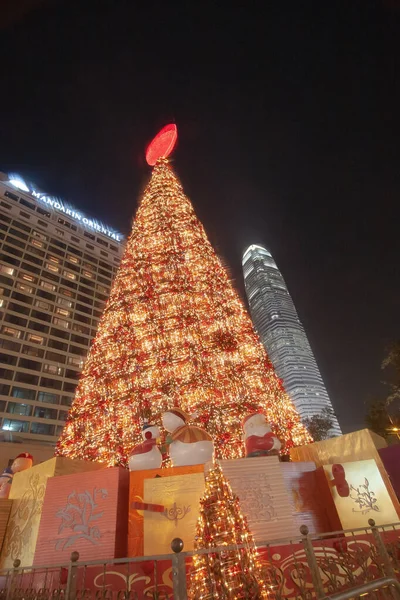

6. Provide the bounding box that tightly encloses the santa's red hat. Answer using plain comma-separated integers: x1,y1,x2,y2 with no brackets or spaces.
15,453,33,461
166,408,190,422
242,412,265,426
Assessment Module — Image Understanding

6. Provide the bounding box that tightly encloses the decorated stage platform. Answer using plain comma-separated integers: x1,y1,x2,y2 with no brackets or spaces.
0,428,398,599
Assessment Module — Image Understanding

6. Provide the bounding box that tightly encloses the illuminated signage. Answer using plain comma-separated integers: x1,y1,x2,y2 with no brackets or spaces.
8,175,122,242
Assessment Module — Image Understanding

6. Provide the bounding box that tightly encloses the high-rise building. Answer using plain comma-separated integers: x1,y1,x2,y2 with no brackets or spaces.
0,172,124,448
242,244,341,436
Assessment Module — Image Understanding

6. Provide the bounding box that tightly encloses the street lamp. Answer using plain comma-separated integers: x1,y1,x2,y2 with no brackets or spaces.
387,427,400,441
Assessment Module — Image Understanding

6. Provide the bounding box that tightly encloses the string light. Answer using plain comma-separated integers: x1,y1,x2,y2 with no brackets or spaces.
55,158,311,466
188,462,269,599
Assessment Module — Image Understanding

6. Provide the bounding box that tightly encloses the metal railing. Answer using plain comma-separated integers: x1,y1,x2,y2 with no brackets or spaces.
0,518,399,599
321,578,400,600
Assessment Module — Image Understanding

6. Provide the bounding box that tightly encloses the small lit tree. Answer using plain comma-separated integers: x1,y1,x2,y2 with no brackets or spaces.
382,341,400,405
188,462,268,599
302,407,335,441
365,398,395,440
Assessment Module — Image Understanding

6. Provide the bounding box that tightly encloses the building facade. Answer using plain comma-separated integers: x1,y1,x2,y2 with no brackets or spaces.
242,244,341,436
0,172,124,448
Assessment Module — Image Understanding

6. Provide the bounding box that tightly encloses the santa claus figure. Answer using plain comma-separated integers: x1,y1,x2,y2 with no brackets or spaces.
0,452,33,499
11,452,33,473
242,413,281,458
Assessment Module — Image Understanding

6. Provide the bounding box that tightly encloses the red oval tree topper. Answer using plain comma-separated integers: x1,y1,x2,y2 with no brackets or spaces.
145,124,178,166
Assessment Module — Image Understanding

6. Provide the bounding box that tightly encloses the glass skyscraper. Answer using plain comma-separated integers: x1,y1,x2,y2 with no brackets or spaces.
242,244,341,436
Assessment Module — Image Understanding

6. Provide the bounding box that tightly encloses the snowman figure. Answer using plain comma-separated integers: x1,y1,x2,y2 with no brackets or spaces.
242,413,281,458
128,423,163,471
162,408,214,467
0,468,13,499
0,452,33,499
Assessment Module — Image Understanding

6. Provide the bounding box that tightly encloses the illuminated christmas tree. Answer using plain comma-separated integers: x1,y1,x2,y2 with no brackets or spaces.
56,124,311,466
188,462,268,599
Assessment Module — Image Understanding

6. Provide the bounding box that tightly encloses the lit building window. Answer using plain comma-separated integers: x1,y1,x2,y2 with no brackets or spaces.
58,217,72,229
32,230,48,241
67,255,79,264
53,317,70,329
61,396,73,406
68,356,84,368
2,327,21,338
2,419,29,432
30,422,55,435
16,282,33,293
21,273,36,283
34,406,58,419
48,256,60,264
46,263,60,273
26,333,44,345
60,288,73,298
37,391,59,404
40,280,56,291
0,265,14,276
83,262,94,271
56,308,70,317
57,297,72,308
43,363,63,376
31,239,44,248
63,271,76,280
7,402,32,416
11,387,36,400
35,299,51,311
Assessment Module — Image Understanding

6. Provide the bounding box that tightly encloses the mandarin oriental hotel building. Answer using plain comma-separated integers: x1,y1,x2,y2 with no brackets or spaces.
0,172,124,447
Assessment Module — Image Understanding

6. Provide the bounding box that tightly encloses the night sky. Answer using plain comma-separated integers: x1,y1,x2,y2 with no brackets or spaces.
1,0,399,433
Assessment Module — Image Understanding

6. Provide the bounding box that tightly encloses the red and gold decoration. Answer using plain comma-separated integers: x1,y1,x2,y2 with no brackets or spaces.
328,464,350,498
220,456,298,542
0,499,12,556
290,428,400,518
128,464,205,556
55,124,311,467
189,462,268,599
318,459,400,531
281,460,330,534
34,467,129,565
0,457,104,568
145,123,178,166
